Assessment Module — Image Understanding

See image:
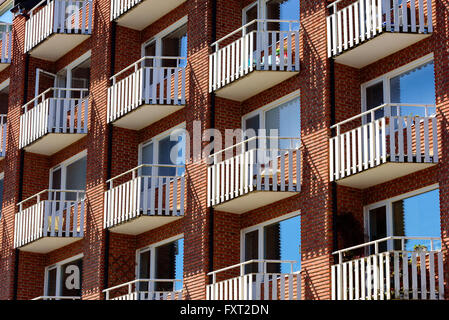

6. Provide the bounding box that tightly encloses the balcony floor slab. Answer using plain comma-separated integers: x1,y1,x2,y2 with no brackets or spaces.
112,103,184,130
215,70,299,102
29,33,90,62
24,133,87,156
109,215,182,235
0,63,9,72
336,161,436,189
213,190,297,214
115,0,186,31
19,237,82,254
334,32,430,68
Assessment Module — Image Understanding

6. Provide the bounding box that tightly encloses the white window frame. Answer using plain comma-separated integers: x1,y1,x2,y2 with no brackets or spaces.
135,234,184,281
363,184,439,250
49,150,87,193
43,253,83,297
240,211,300,268
138,122,186,170
361,53,435,114
141,16,188,65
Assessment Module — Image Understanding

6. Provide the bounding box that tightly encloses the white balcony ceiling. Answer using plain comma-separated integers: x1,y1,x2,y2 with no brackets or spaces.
29,34,90,62
109,215,182,235
24,133,87,156
19,237,82,254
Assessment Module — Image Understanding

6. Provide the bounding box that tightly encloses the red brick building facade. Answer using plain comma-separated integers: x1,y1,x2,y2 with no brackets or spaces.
0,0,446,300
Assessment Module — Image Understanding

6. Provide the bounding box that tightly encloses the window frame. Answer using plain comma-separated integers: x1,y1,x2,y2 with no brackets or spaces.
242,0,300,30
43,253,83,297
363,184,440,250
135,234,184,282
0,171,4,219
0,0,13,23
361,54,435,114
240,211,301,269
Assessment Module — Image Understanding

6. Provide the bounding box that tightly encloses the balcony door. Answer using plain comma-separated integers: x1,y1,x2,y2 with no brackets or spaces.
242,212,301,275
243,0,299,31
44,255,83,299
137,237,184,296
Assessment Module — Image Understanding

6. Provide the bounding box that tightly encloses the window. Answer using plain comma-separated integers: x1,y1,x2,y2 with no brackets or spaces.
242,212,301,274
243,0,299,31
139,126,186,177
137,236,184,292
44,255,83,298
142,18,188,68
0,79,8,114
243,93,300,150
0,0,13,24
365,186,441,252
362,56,435,120
0,172,3,219
50,152,87,201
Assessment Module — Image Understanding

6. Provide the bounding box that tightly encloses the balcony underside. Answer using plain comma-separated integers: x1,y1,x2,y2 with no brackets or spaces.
109,214,182,235
334,32,430,68
112,103,184,130
335,160,436,189
19,236,82,254
0,62,9,72
213,190,298,214
215,70,299,102
24,133,87,156
29,33,90,61
115,0,185,31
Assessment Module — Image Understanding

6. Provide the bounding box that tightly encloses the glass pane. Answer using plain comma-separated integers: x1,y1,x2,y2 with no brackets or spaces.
390,61,435,117
66,156,87,200
368,206,387,252
60,258,82,297
0,178,3,219
264,215,301,273
141,143,154,176
144,42,156,68
245,114,260,151
0,84,8,114
265,97,300,149
71,58,91,98
244,3,258,33
244,230,259,274
46,267,57,296
162,24,187,67
0,4,13,24
158,136,177,176
266,0,300,31
51,168,62,202
392,189,440,251
365,81,384,121
155,239,183,291
138,250,151,292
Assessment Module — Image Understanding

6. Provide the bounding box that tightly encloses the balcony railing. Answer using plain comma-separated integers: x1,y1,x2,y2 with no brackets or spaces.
104,164,185,234
25,0,93,60
0,114,6,158
20,88,88,154
110,0,186,30
332,236,444,300
209,19,300,101
107,56,186,130
327,0,433,67
32,296,81,300
330,103,438,187
104,279,183,300
207,137,300,213
14,189,85,252
207,260,301,300
0,23,12,68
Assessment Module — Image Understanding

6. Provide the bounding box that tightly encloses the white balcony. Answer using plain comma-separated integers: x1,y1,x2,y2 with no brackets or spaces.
207,260,301,300
25,0,93,61
104,279,183,300
107,56,186,130
327,0,433,68
0,115,6,159
332,236,444,300
104,164,185,235
207,137,300,214
32,296,81,300
209,19,300,102
14,189,85,253
329,103,438,188
20,88,88,155
110,0,186,30
0,23,12,71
